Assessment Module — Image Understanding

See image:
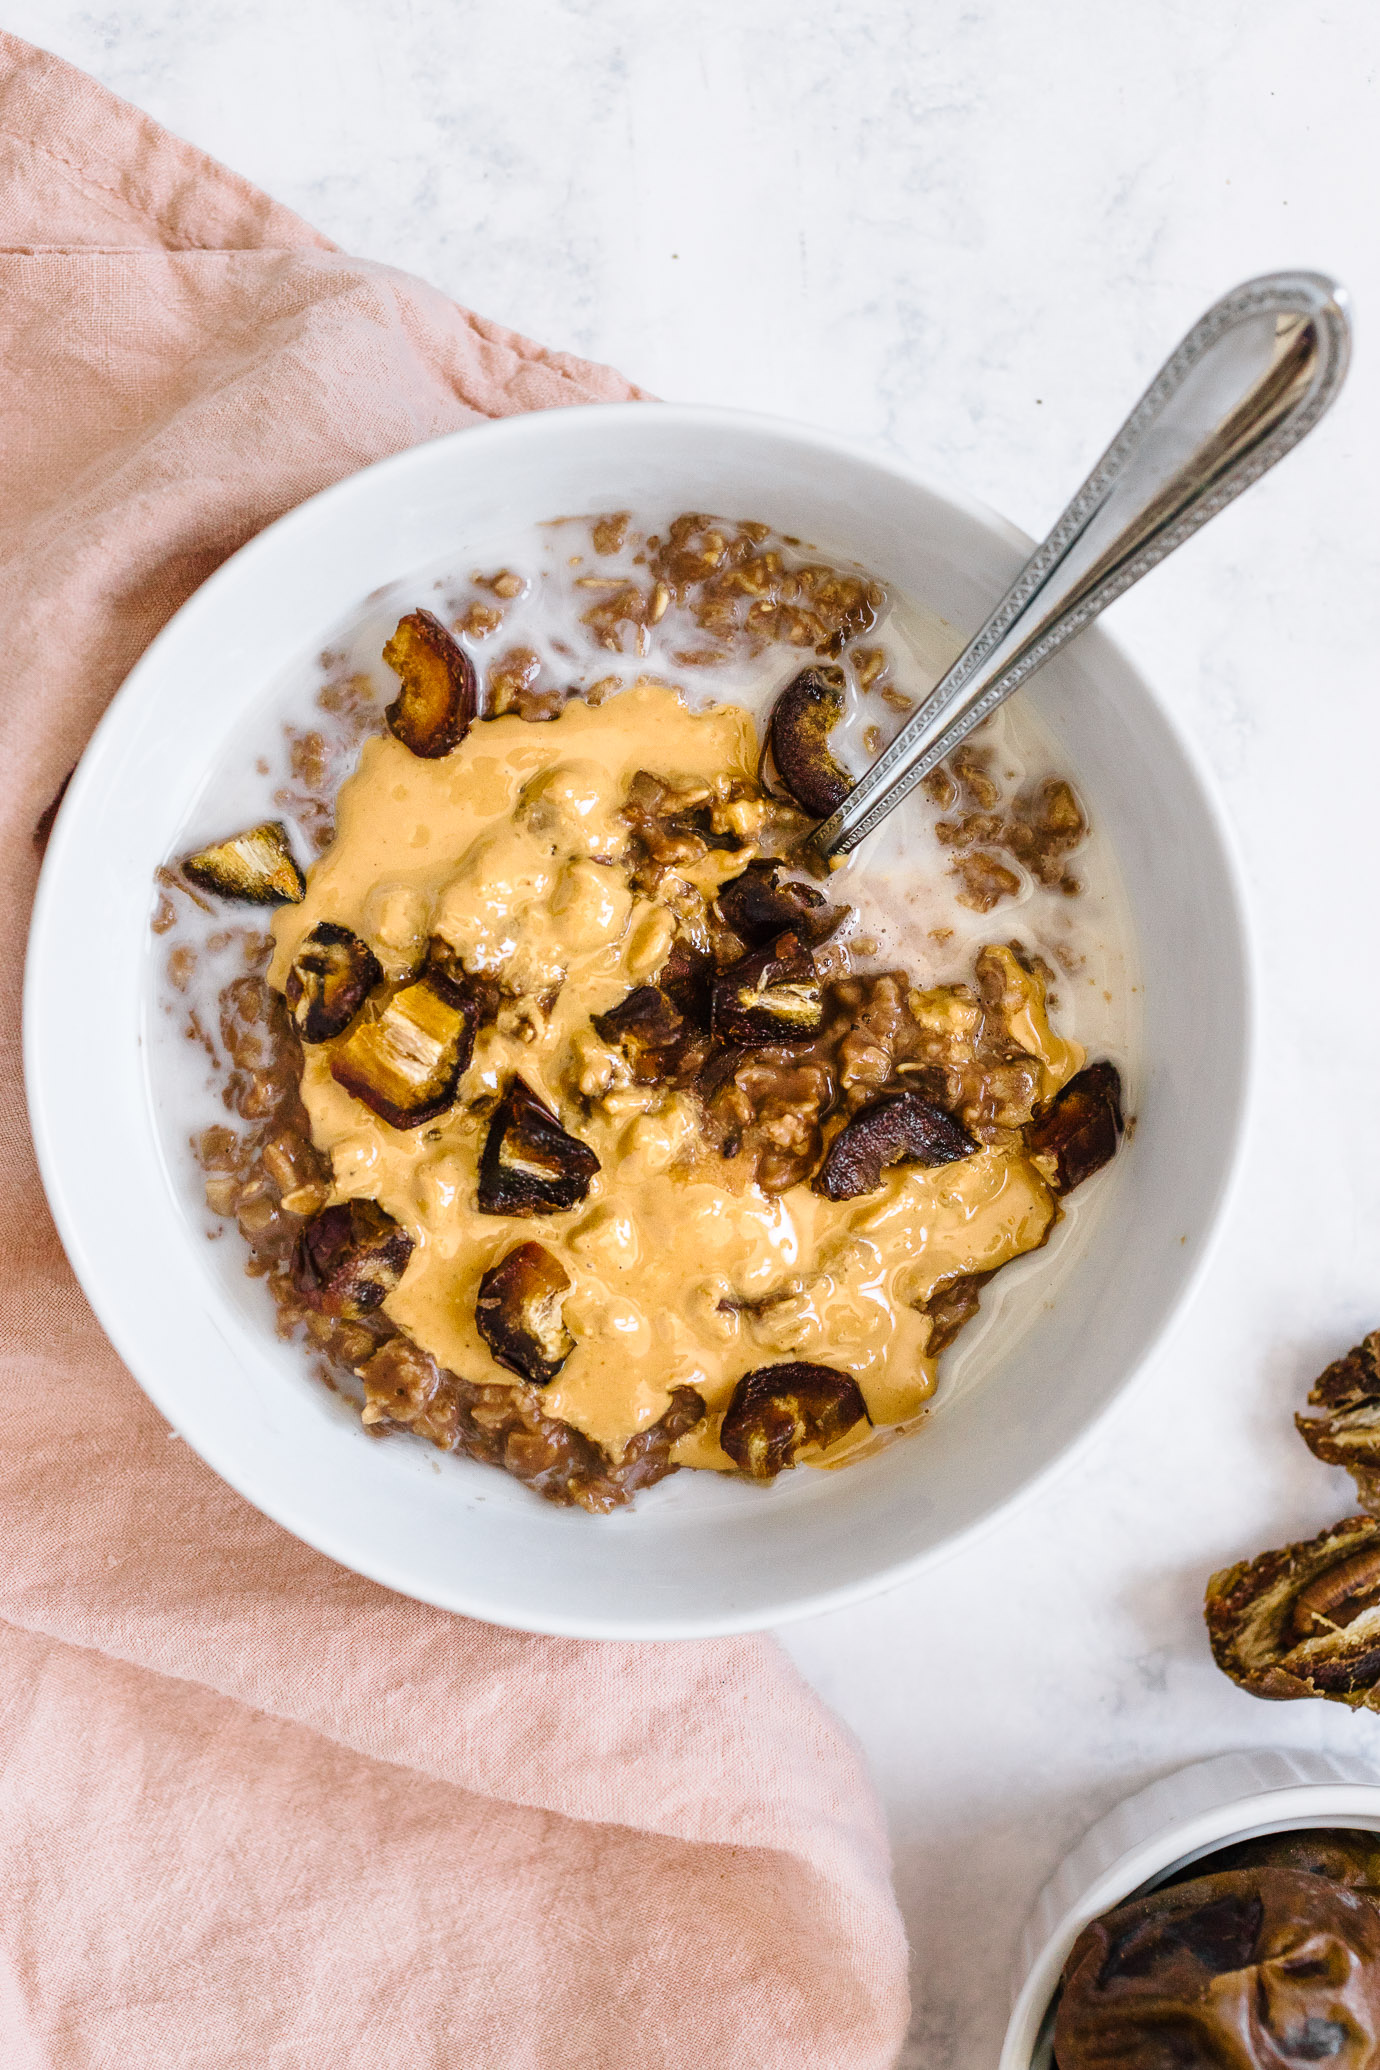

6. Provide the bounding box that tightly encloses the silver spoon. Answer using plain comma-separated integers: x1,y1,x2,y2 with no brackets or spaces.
813,270,1351,860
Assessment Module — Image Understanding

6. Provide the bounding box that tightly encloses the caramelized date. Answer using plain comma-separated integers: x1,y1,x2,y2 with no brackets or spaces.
921,1270,993,1356
424,941,503,1026
478,1078,600,1216
713,859,846,952
382,608,477,758
292,1199,413,1319
1205,1514,1380,1707
1055,1868,1380,2070
476,1242,574,1385
285,922,382,1043
621,771,712,875
711,933,823,1046
1297,1331,1380,1512
767,665,851,818
1026,1060,1123,1193
720,1361,869,1480
182,821,305,906
592,985,689,1083
656,936,714,1025
815,1089,977,1200
331,973,477,1129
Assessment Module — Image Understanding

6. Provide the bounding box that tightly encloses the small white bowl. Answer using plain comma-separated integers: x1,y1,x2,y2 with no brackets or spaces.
1002,1748,1380,2069
24,403,1252,1637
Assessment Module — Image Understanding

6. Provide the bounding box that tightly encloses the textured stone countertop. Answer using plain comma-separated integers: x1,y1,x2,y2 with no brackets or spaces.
15,4,1380,2062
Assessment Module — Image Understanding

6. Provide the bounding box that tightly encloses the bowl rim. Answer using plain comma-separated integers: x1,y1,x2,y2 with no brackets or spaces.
1000,1747,1380,2068
23,400,1258,1636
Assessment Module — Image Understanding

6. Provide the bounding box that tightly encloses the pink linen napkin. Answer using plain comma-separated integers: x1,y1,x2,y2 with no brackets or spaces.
0,33,909,2069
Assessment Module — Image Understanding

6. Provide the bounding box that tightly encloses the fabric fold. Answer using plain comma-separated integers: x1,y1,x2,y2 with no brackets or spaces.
0,30,909,2066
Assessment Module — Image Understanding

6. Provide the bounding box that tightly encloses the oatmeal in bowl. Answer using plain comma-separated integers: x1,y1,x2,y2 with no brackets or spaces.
160,510,1127,1512
28,404,1246,1632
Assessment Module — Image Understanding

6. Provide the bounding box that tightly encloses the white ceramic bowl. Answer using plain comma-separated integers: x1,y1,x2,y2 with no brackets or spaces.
24,403,1251,1638
1002,1748,1380,2069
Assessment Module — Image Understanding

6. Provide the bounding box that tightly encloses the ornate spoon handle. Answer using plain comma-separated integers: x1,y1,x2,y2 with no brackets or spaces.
814,270,1351,859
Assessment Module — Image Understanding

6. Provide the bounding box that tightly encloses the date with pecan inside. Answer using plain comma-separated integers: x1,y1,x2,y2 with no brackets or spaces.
1207,1514,1380,1710
1206,1331,1380,1709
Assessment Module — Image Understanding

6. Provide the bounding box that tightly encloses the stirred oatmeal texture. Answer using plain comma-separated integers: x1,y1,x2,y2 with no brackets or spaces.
174,514,1121,1511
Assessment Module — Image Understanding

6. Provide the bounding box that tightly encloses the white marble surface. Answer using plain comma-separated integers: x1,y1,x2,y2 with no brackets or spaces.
13,2,1380,2062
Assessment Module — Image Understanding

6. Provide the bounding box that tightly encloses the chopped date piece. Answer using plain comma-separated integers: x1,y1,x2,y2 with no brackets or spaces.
621,771,713,878
767,665,852,818
478,1077,600,1216
720,1361,870,1480
382,608,477,758
1297,1330,1380,1512
656,936,714,1025
592,985,689,1084
921,1270,993,1357
285,922,383,1043
711,933,824,1047
1054,1867,1380,2070
182,821,305,906
424,940,504,1025
713,859,847,952
292,1199,414,1319
1026,1060,1123,1193
814,1089,978,1200
330,973,477,1129
695,1041,749,1105
476,1241,574,1386
1205,1514,1380,1708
